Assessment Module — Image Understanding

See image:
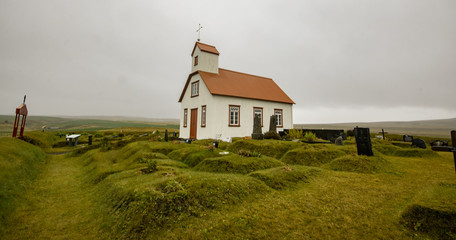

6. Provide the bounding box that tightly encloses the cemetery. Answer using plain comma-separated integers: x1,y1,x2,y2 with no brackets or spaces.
1,123,455,240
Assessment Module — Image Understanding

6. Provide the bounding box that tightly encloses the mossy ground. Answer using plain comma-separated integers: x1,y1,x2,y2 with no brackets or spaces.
1,133,456,240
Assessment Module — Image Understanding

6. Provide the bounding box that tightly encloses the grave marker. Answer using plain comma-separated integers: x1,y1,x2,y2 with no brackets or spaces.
354,127,373,156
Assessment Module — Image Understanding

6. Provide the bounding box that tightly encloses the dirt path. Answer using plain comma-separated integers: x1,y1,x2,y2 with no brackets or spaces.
3,155,104,240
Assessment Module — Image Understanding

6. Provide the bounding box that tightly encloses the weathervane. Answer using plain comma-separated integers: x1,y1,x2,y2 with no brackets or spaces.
196,24,203,42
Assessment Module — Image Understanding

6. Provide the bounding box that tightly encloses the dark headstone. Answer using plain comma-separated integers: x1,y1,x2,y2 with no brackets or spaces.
173,131,177,137
403,135,414,142
430,140,448,147
269,115,277,132
164,129,168,142
252,114,264,140
335,136,344,146
354,127,373,156
88,134,92,145
412,138,426,149
213,141,219,148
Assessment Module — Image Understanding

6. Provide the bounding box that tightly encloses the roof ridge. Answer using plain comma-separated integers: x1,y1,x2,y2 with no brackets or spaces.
196,42,216,48
218,68,272,80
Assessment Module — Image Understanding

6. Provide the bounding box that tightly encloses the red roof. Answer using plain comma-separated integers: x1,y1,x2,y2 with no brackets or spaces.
178,68,295,104
191,42,220,56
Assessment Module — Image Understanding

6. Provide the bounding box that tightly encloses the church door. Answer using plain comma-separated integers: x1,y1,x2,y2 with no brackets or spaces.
190,108,198,139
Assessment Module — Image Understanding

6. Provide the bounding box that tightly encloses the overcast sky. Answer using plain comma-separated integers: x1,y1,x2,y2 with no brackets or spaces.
1,0,455,123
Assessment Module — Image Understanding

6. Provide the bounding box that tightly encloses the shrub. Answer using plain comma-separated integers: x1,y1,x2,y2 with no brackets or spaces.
303,131,317,142
264,131,281,140
142,160,158,174
286,129,303,139
237,149,261,157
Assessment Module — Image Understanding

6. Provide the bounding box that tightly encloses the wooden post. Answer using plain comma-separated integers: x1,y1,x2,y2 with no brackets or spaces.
382,128,385,140
452,130,456,175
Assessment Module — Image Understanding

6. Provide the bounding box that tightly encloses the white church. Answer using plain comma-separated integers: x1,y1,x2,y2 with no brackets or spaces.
178,42,295,140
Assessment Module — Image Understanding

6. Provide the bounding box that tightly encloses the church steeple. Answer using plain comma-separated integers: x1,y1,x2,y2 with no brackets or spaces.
191,42,219,74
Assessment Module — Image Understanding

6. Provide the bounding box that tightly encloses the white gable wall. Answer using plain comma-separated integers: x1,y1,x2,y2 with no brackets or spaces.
191,47,219,74
180,74,293,139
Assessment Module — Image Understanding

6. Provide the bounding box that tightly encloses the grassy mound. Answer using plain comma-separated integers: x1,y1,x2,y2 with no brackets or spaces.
324,154,390,173
0,138,47,233
168,147,221,167
248,165,321,190
194,155,284,174
227,139,301,159
400,183,456,239
80,141,189,184
22,131,65,149
374,143,438,158
95,172,268,239
280,146,346,166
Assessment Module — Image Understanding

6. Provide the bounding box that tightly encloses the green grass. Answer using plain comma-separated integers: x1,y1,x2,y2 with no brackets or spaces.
0,138,47,234
280,145,346,166
2,135,456,240
194,154,285,174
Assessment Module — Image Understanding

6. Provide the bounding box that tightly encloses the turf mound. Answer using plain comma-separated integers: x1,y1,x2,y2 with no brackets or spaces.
248,165,321,190
168,147,221,167
324,154,390,173
280,146,346,166
374,143,438,157
400,183,456,239
0,138,47,234
194,155,284,174
227,139,301,159
95,172,268,239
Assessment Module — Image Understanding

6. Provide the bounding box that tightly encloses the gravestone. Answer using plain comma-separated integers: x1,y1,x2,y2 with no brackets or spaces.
251,114,264,140
88,134,92,145
335,136,344,146
269,115,277,132
403,135,414,142
412,138,426,149
173,131,177,137
164,129,168,142
354,127,373,156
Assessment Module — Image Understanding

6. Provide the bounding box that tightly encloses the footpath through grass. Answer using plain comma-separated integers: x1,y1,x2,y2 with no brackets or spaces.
2,154,107,240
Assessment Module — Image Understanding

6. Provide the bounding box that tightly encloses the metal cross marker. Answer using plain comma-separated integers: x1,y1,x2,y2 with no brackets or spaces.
431,130,456,176
196,24,203,42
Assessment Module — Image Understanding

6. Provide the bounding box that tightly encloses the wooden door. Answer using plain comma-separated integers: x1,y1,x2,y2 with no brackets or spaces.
190,108,198,139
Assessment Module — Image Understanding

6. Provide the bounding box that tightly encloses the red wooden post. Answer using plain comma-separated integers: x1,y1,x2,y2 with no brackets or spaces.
452,130,456,175
12,96,28,139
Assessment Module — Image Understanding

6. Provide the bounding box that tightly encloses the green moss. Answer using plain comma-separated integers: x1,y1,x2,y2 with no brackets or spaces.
194,155,284,174
281,146,346,166
324,154,390,173
248,165,321,190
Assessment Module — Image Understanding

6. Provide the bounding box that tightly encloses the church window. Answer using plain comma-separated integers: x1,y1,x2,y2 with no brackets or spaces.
184,108,188,127
275,109,283,127
229,105,240,127
201,105,206,127
191,81,199,97
194,56,198,66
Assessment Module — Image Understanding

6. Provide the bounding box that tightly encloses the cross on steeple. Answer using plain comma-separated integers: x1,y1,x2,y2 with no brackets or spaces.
196,24,203,42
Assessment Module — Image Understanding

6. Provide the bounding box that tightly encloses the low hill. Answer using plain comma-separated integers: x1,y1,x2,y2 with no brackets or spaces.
0,115,179,136
295,118,456,137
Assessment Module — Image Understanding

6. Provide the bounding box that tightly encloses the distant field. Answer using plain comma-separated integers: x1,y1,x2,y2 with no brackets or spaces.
0,115,179,136
295,118,456,137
